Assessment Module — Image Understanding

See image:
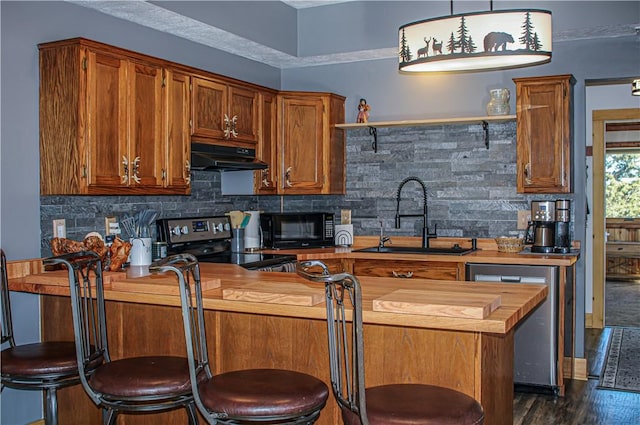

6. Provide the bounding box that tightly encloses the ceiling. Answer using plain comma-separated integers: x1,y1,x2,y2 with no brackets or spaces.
281,0,353,8
67,1,638,70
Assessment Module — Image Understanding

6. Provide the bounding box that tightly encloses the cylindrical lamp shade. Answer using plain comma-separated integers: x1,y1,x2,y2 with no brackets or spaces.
399,9,552,73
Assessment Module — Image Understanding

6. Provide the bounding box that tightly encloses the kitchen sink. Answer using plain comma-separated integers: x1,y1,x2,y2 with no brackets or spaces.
354,246,476,256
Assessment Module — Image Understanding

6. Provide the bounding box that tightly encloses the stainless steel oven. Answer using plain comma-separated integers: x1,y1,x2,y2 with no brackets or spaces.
156,216,297,271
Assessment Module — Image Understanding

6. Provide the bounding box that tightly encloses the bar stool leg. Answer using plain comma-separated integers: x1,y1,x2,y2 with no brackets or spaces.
186,402,198,424
44,388,58,425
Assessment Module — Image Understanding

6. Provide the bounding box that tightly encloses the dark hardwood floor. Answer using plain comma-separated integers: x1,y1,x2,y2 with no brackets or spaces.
513,279,640,425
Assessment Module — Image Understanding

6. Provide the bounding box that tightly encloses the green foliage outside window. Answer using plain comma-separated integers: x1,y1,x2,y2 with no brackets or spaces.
605,152,640,218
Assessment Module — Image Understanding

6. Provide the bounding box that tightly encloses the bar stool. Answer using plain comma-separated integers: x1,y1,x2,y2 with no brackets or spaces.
44,251,198,425
297,260,485,425
1,249,85,425
151,253,329,425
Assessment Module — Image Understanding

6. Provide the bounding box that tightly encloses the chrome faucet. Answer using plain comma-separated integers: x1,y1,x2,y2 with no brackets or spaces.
395,176,437,248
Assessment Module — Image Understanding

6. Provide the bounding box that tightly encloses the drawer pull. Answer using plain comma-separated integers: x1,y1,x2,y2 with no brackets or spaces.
392,271,413,279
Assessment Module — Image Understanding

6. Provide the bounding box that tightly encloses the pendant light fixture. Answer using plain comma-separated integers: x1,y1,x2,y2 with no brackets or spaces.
399,1,552,73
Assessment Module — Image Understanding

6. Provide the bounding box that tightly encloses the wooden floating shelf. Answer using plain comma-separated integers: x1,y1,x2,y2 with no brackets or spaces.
335,115,516,129
335,115,516,152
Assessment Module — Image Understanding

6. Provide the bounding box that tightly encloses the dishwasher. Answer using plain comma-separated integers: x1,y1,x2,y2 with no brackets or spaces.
466,263,559,394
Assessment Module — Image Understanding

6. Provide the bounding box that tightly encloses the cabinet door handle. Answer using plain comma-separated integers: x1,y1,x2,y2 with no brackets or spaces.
262,169,271,187
161,168,166,181
223,114,239,139
392,271,413,278
285,167,293,187
122,156,129,184
231,115,238,137
131,156,141,184
223,114,231,139
524,162,532,185
185,160,191,185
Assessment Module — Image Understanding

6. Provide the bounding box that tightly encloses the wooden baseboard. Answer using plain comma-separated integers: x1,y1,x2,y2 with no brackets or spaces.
28,420,45,425
585,313,593,328
564,357,588,381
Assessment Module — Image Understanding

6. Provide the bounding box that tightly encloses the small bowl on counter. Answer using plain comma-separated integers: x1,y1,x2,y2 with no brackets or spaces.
495,237,525,253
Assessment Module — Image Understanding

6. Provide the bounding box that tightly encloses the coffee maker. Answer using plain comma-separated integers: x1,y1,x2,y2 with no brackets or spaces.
526,201,556,253
554,200,571,253
525,200,572,254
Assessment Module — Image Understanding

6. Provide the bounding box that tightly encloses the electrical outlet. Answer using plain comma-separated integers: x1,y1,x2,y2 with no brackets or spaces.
341,209,352,225
517,210,531,230
53,219,66,238
105,216,118,235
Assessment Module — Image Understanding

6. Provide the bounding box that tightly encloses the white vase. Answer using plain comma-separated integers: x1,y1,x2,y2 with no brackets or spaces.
486,88,510,116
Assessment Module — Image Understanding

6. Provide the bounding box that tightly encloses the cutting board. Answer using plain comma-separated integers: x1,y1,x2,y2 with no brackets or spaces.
222,282,324,306
373,289,501,319
110,274,221,295
20,270,126,287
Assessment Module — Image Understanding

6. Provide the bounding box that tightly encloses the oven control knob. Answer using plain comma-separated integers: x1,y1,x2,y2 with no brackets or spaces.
223,223,231,231
171,226,182,236
181,225,189,235
216,223,224,232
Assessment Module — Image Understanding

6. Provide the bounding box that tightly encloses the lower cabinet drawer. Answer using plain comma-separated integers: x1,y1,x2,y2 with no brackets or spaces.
353,260,460,280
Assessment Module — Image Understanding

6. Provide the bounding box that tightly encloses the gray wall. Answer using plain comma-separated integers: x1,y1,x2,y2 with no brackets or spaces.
2,1,639,423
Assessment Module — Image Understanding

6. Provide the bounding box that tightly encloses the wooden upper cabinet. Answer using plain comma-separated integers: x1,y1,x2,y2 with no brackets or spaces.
126,60,164,189
513,74,575,194
85,49,128,189
39,38,191,195
191,76,259,147
165,69,192,191
255,91,278,194
277,92,346,195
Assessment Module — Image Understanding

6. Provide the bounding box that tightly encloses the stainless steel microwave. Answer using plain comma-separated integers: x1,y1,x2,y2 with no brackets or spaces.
260,212,335,249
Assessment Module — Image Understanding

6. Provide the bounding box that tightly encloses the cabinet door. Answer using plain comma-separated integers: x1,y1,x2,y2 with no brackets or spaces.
86,49,128,189
515,75,572,193
354,259,460,280
191,76,226,139
128,60,164,189
165,70,191,193
255,91,277,194
279,96,324,193
228,84,259,144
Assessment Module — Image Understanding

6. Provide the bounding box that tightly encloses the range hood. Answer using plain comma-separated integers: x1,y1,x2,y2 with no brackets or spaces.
191,142,268,171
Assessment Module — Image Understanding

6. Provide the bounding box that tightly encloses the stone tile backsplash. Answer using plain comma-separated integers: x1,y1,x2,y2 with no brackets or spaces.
40,121,570,255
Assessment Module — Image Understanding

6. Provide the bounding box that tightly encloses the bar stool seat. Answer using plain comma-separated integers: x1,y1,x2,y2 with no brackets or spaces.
88,356,191,398
342,384,484,425
199,368,329,419
2,342,78,376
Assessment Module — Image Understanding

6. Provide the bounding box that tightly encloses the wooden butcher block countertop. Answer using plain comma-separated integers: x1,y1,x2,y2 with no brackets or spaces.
8,261,547,335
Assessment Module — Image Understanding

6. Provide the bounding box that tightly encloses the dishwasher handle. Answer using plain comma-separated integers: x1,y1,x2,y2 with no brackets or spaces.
500,275,522,283
471,273,547,284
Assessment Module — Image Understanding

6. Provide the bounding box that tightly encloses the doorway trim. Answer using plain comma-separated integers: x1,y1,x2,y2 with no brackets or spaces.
590,108,640,329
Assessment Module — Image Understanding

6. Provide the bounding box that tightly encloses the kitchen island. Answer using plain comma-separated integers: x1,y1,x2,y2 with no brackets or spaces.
271,235,581,394
7,258,546,425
